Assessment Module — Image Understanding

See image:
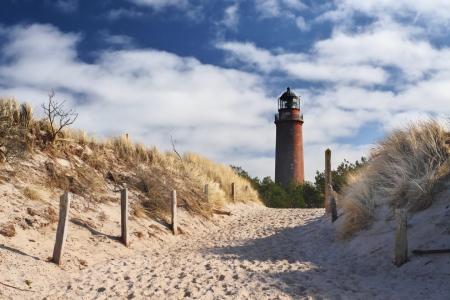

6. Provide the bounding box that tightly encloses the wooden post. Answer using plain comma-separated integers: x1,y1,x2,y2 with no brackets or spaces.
205,184,209,203
328,184,337,223
52,193,71,265
325,149,332,214
231,183,235,203
395,209,408,267
245,186,248,200
171,190,178,236
121,188,129,247
126,133,129,143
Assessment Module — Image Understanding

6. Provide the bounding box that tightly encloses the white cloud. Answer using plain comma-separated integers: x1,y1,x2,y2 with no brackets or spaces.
296,16,310,31
217,41,387,85
222,4,240,30
218,18,450,87
318,0,450,33
253,0,306,18
254,0,282,18
282,0,307,10
104,8,144,20
53,0,78,13
99,30,135,47
129,0,188,10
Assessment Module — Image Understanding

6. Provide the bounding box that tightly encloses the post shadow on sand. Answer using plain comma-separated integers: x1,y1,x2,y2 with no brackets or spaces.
70,219,121,241
0,244,41,261
199,214,437,300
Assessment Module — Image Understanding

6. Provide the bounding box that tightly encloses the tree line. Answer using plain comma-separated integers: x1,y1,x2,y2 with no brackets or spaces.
231,157,366,208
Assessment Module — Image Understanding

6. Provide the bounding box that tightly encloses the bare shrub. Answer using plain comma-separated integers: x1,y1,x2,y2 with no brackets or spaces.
339,117,450,238
79,259,88,267
24,187,42,201
0,222,16,237
45,206,58,224
134,206,148,218
27,207,38,216
41,90,78,143
98,211,109,222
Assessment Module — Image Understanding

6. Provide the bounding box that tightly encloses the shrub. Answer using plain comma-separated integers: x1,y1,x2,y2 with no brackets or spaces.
23,187,42,201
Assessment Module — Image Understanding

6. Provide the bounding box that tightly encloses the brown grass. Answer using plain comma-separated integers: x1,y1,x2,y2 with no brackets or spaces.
23,187,42,201
0,222,16,237
45,206,58,224
339,117,450,238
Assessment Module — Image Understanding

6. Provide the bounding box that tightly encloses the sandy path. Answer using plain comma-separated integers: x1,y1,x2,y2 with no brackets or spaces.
6,207,449,300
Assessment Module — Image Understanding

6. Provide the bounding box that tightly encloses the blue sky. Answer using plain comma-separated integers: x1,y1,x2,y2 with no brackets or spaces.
1,0,450,181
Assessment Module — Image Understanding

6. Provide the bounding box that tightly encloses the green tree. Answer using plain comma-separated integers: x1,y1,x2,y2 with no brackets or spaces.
314,157,367,194
302,181,324,208
230,158,366,209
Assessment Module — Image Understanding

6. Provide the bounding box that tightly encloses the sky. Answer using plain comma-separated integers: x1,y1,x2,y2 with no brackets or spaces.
1,0,450,182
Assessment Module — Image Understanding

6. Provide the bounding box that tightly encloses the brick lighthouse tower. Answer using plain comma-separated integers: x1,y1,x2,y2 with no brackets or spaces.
274,87,304,188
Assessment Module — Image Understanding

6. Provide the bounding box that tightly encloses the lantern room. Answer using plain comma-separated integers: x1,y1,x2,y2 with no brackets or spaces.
278,87,300,110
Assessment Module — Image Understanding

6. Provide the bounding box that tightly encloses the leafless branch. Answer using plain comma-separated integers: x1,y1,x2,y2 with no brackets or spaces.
170,135,182,161
41,89,78,142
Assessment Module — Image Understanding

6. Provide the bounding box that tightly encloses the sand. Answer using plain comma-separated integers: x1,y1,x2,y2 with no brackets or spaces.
2,200,449,300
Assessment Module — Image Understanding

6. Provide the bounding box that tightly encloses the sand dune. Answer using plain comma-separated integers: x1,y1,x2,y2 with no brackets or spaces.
2,202,449,299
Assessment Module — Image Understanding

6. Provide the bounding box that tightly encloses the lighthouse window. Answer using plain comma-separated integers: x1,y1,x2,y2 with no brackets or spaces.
290,128,294,134
291,163,294,169
285,112,290,116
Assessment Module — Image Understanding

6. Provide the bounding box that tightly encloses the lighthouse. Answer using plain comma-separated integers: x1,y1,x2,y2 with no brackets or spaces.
274,87,305,188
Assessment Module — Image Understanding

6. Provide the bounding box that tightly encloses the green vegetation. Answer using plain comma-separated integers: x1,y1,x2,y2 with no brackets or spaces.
231,157,366,209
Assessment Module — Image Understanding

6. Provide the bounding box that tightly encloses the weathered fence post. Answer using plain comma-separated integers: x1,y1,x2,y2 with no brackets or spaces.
205,184,209,203
121,188,129,247
171,190,178,236
328,184,337,223
52,193,71,265
245,185,248,200
231,183,235,202
325,149,332,214
395,209,408,267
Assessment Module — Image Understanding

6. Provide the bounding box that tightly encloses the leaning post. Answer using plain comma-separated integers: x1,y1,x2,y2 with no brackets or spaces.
121,188,129,247
328,184,337,223
171,190,178,236
231,183,235,203
52,193,71,265
325,149,332,214
205,184,209,203
395,209,408,267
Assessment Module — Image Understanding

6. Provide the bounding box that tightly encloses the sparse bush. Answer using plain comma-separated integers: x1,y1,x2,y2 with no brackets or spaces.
41,90,78,143
98,211,109,221
45,206,58,224
339,117,450,238
0,222,16,237
24,187,42,201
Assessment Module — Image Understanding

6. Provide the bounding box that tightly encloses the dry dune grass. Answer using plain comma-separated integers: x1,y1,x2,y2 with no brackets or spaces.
23,186,43,201
184,153,261,204
0,96,261,223
339,118,450,238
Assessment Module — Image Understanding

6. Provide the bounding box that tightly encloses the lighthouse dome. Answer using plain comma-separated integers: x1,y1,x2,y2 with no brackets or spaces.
280,87,298,100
